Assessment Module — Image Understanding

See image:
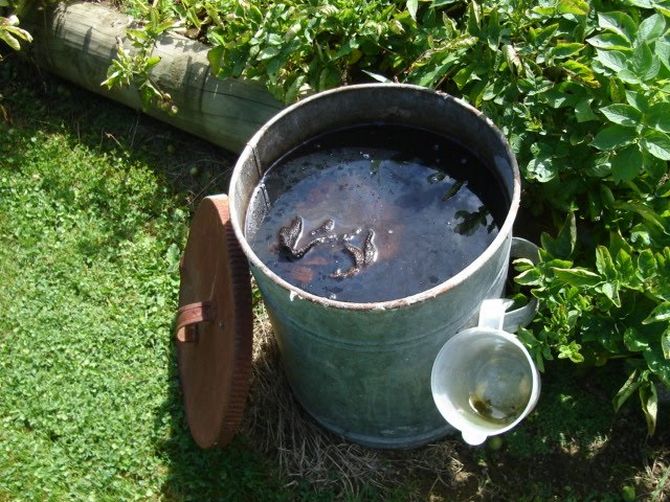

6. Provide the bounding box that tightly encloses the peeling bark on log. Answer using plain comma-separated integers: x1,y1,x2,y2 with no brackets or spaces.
22,1,283,152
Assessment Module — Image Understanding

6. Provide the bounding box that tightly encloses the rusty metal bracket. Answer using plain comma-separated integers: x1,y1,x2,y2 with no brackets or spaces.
175,301,215,343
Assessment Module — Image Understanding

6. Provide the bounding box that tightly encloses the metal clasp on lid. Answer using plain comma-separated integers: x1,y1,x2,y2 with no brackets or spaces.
175,301,215,343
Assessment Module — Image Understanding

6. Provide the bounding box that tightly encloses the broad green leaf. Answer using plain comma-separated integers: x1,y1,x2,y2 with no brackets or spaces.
317,66,340,91
624,327,650,351
558,341,584,363
541,212,576,259
639,382,658,435
553,267,601,287
467,1,481,34
540,256,574,268
258,46,281,60
647,103,670,133
284,74,306,104
656,40,670,71
663,329,670,360
557,0,589,16
6,24,32,44
126,28,149,43
406,0,418,21
530,23,559,45
625,90,649,112
585,155,611,177
575,98,598,122
602,183,615,205
643,302,670,324
642,153,668,181
550,42,584,59
644,346,670,387
587,33,631,50
617,69,643,84
561,60,598,86
636,14,666,43
0,30,20,51
452,66,475,88
526,157,556,182
513,257,536,272
430,0,461,7
641,131,670,160
596,245,617,278
617,247,642,288
600,281,621,307
591,125,637,150
613,368,641,411
621,0,654,7
267,33,282,46
596,49,627,72
514,266,543,286
615,201,668,233
630,43,660,81
637,249,657,278
502,44,523,75
598,11,637,42
145,55,161,69
207,45,225,75
599,103,642,127
248,5,263,23
611,145,642,182
609,78,626,103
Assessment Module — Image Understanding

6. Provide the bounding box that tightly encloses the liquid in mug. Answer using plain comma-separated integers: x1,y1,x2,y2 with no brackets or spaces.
465,346,533,426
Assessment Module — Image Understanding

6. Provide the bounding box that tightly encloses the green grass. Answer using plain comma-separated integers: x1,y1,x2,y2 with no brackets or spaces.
0,60,335,501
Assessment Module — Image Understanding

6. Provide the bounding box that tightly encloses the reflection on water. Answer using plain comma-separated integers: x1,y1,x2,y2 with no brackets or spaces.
455,206,497,236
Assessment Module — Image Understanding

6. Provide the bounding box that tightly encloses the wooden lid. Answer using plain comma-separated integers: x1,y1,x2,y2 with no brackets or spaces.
176,194,253,448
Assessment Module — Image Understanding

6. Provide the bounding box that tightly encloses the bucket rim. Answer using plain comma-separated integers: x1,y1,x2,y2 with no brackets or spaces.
229,83,521,311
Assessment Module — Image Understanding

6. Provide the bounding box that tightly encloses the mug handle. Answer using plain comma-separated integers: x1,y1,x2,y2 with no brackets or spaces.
502,237,540,333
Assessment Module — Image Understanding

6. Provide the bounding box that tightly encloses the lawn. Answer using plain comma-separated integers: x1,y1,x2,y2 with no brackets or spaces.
0,53,669,500
0,59,316,501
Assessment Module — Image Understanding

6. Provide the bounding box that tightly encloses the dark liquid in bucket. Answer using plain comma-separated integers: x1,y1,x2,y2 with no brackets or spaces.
245,124,508,302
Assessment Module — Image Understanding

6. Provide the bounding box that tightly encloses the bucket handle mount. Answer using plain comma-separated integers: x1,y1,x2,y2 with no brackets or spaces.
175,301,215,343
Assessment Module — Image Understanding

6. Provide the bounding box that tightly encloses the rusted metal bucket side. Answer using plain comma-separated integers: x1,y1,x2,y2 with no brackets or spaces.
228,84,520,448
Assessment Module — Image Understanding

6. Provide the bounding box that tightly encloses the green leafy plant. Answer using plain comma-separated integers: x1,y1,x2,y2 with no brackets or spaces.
0,0,33,60
416,0,670,434
188,0,429,102
102,0,177,111
515,211,669,435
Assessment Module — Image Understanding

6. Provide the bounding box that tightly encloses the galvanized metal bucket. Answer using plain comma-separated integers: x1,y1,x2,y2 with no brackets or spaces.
229,84,530,448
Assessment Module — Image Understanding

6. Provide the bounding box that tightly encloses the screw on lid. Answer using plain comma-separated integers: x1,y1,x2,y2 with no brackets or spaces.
176,194,253,448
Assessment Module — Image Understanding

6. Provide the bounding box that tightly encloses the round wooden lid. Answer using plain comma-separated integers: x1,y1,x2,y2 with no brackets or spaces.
176,194,253,448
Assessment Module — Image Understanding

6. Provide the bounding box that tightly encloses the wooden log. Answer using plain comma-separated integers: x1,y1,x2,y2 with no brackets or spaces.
22,1,283,153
